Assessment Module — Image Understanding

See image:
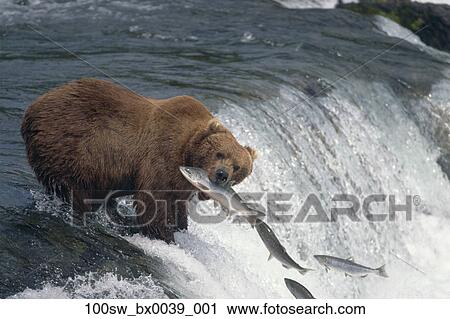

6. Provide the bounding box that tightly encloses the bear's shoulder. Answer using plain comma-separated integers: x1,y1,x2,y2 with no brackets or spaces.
148,95,212,120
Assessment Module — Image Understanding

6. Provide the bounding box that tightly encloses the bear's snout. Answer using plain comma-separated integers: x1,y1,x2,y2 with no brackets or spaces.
215,167,229,185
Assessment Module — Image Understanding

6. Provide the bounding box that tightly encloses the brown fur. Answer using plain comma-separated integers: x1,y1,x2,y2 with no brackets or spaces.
21,78,256,242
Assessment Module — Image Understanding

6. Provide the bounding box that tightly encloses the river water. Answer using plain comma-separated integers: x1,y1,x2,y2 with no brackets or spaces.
1,0,449,298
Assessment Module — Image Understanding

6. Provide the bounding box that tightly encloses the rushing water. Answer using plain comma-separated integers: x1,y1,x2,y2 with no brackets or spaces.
1,0,450,298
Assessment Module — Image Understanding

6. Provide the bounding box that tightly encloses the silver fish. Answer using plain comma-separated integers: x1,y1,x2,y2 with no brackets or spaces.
284,278,315,299
255,219,312,275
179,166,265,219
314,255,388,278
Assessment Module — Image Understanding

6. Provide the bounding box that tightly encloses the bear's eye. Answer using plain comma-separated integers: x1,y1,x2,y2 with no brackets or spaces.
233,165,240,172
216,152,225,160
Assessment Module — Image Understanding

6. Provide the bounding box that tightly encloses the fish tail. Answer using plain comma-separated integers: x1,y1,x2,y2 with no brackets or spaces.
376,264,388,278
298,267,314,275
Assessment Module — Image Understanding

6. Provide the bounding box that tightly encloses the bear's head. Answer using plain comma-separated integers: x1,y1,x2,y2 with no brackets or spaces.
184,119,257,187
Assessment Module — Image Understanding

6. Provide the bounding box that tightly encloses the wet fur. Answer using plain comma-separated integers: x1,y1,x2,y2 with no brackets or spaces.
21,78,256,242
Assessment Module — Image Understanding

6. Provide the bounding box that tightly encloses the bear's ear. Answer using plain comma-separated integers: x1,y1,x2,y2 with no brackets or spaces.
206,119,227,134
245,146,257,161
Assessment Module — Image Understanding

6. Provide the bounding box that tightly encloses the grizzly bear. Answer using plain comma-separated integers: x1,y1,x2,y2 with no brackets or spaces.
21,78,256,242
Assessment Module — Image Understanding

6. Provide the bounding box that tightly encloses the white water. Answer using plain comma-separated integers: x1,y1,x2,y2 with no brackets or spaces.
274,0,356,9
273,0,450,9
13,273,167,298
374,15,425,47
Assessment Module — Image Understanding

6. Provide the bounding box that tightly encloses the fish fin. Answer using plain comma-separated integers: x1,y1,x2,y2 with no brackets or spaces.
376,264,389,278
298,268,313,275
345,273,351,277
361,274,368,278
346,257,354,262
282,264,289,269
268,254,273,261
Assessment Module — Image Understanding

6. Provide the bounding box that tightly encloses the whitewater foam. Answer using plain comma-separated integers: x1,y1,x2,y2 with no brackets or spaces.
273,0,356,9
12,272,167,299
274,0,450,9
